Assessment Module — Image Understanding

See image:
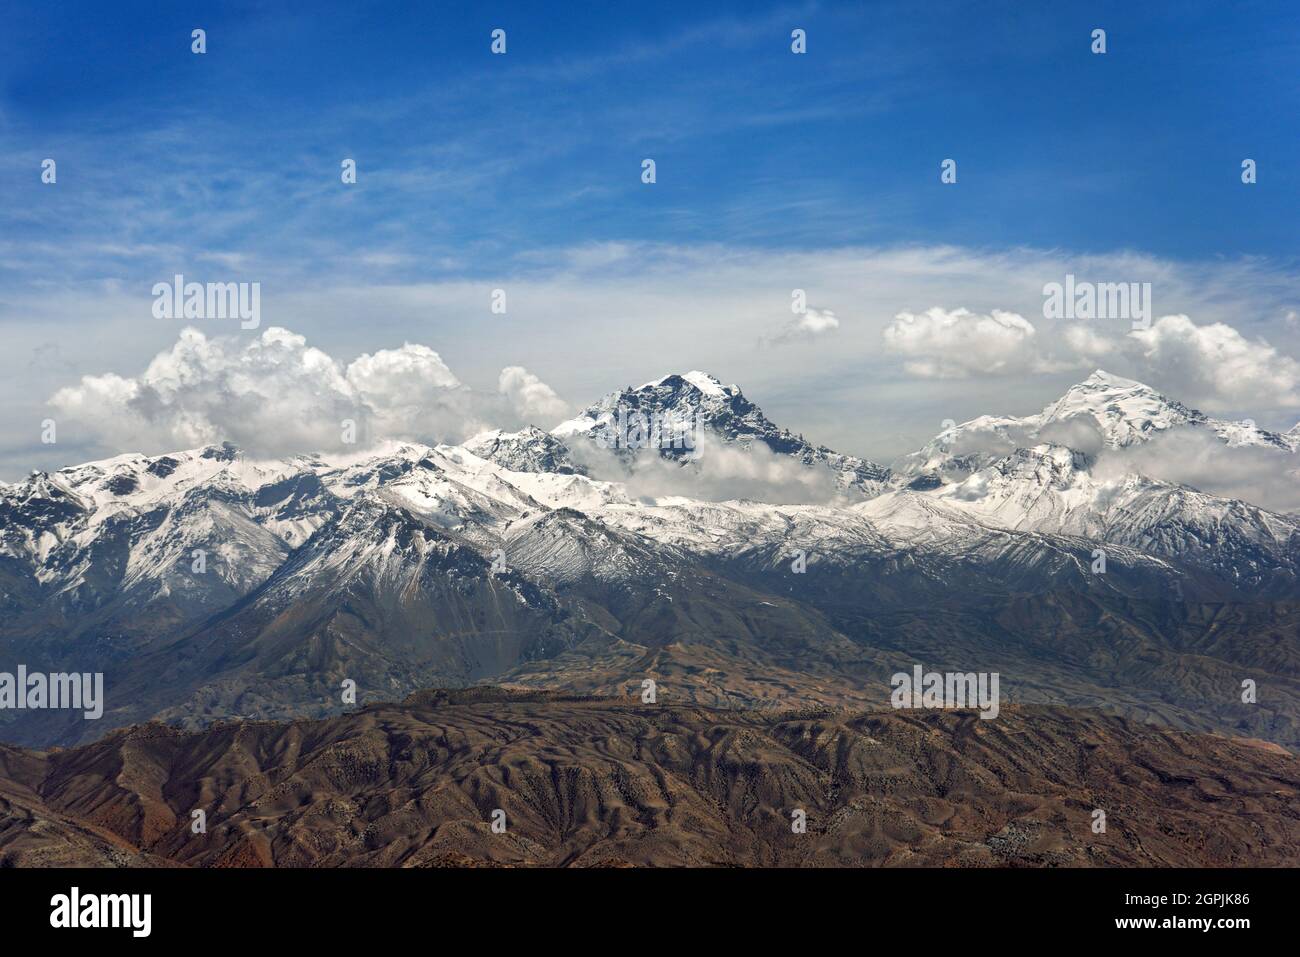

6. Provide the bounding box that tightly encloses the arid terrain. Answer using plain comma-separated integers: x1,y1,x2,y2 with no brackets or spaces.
1,688,1296,867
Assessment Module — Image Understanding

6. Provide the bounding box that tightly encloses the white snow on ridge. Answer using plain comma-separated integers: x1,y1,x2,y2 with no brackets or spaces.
637,370,730,397
551,413,599,438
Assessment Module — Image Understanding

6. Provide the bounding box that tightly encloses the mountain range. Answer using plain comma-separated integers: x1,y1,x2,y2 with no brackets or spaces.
1,369,1297,751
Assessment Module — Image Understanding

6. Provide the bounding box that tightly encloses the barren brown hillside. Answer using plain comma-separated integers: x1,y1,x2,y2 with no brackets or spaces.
1,689,1296,867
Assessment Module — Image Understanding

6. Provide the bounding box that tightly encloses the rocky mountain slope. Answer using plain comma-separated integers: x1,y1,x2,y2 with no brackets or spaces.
1,689,1295,867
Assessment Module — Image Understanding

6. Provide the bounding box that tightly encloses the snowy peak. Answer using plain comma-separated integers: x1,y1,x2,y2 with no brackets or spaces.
4,361,1300,753
553,369,767,451
558,370,748,428
1038,369,1204,448
1080,369,1143,389
1036,370,1294,451
896,368,1299,494
553,370,890,492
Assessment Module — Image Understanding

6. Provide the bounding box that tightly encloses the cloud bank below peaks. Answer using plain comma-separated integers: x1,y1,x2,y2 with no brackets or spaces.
569,432,846,506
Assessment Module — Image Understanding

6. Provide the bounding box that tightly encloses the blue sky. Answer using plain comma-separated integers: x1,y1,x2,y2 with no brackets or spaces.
5,0,1297,272
1,0,1298,476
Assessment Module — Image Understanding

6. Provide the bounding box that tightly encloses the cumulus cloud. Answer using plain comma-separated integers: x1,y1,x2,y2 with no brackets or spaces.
882,307,1078,378
498,366,571,426
47,326,565,458
885,305,1300,415
1126,314,1300,410
344,340,473,442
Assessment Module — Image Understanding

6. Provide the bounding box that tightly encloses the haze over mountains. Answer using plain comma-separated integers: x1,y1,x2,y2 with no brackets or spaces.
1,369,1297,752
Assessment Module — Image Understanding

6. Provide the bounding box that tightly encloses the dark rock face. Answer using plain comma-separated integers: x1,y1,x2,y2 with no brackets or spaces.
200,442,240,462
145,457,179,478
105,475,139,496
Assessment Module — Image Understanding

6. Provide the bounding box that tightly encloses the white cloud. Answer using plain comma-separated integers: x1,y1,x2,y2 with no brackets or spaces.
47,326,563,458
1095,428,1300,514
795,307,840,336
1127,314,1300,410
881,304,1300,414
498,366,571,427
1062,323,1117,362
9,242,1300,479
882,307,1077,378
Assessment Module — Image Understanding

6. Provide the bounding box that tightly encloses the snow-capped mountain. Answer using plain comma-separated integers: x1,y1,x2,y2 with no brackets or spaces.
4,369,1294,621
2,369,1298,749
886,442,1297,590
554,370,891,495
898,369,1297,483
1042,370,1212,447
